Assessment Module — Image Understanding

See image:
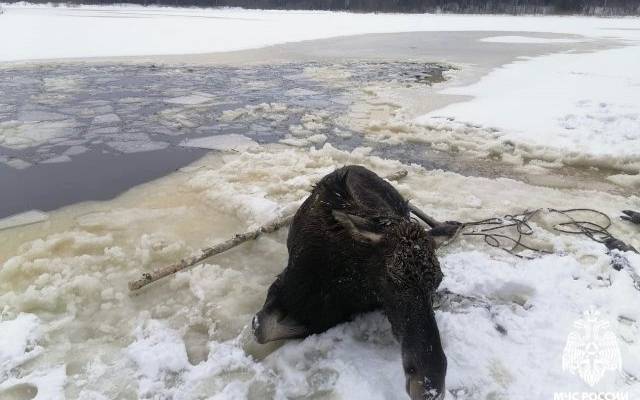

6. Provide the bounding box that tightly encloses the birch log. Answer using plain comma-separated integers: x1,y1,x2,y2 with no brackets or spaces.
128,169,408,291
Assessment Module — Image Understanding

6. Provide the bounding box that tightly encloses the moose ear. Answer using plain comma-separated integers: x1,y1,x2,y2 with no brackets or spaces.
332,210,383,244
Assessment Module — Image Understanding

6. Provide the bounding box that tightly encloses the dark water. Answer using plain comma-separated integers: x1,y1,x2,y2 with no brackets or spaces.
0,62,447,218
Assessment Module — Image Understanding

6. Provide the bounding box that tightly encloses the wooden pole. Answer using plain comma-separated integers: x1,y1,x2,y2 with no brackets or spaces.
128,169,409,291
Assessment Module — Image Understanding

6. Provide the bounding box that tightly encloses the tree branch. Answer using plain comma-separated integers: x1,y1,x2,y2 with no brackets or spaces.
128,168,410,291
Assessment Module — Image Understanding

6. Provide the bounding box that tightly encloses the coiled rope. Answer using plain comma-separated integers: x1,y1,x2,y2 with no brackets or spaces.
451,207,639,290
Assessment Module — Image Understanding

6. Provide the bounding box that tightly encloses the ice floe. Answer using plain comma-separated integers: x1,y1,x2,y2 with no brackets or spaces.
180,134,259,152
0,210,49,231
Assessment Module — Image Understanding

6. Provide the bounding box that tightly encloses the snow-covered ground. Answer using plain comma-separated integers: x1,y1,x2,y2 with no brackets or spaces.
0,3,638,62
416,43,640,173
1,144,639,399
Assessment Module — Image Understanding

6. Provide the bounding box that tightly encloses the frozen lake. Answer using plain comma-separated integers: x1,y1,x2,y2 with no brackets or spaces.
1,5,639,400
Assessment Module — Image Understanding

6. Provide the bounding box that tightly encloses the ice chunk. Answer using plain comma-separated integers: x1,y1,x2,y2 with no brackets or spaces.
41,155,72,164
0,119,77,150
106,140,169,154
0,210,49,231
63,145,88,156
3,158,31,169
18,110,68,122
180,134,258,151
92,114,121,125
285,88,320,97
164,94,213,105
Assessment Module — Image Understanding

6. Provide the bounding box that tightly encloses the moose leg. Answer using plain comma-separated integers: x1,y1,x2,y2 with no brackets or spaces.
409,202,441,228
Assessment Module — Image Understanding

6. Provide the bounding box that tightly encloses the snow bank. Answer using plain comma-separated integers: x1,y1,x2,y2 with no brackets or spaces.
1,4,639,62
1,144,639,399
417,45,640,167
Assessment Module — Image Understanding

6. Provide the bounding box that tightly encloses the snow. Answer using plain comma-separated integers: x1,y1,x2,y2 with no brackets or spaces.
416,45,640,171
0,313,42,373
127,319,191,398
1,4,639,62
1,144,638,399
1,4,640,399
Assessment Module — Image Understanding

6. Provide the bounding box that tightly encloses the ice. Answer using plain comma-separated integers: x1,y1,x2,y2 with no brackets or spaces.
2,157,31,170
63,145,88,156
92,113,121,125
480,35,583,43
165,94,214,105
180,134,259,152
2,5,639,62
417,45,640,171
1,5,640,398
106,140,169,153
17,110,68,122
607,173,640,189
41,155,72,164
285,88,320,97
0,144,639,398
0,210,49,231
0,119,78,150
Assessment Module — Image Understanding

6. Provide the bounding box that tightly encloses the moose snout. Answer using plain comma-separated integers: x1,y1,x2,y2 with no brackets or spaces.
406,377,445,400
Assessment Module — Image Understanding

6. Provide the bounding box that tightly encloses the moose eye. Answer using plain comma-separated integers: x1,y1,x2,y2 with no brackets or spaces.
406,365,417,375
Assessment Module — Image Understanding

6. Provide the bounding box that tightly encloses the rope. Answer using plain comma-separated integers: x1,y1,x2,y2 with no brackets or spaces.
448,207,639,291
454,208,637,258
459,209,550,259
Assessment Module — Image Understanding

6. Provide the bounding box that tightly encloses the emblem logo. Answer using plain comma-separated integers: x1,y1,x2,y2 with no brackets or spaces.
562,308,622,387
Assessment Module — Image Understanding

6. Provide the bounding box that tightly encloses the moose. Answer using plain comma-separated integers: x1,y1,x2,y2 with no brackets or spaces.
253,165,460,400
